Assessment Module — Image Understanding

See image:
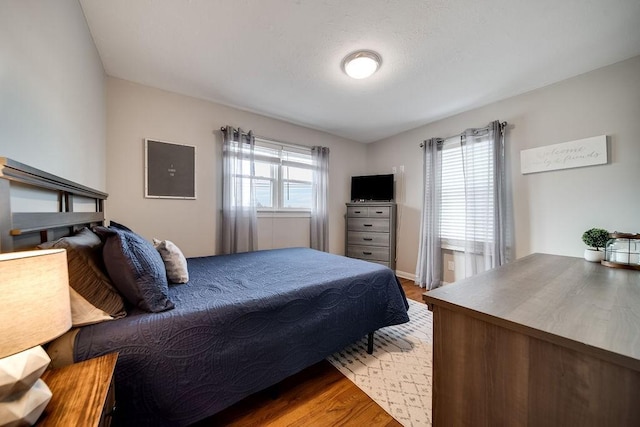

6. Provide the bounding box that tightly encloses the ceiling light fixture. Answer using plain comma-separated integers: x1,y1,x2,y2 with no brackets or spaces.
342,50,381,79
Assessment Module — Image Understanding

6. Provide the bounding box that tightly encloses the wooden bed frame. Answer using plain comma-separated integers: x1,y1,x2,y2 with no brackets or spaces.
0,157,107,252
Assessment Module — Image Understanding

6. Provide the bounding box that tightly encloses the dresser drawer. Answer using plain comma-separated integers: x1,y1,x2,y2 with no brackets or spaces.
346,206,390,218
367,207,390,218
347,218,390,232
347,245,390,261
347,206,369,217
347,231,390,247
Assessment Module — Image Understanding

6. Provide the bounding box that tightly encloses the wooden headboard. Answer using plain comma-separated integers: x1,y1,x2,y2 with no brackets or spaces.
0,157,108,252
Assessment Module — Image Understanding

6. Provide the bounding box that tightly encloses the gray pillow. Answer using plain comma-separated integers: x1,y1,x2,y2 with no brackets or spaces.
39,228,126,318
153,239,189,284
94,226,174,313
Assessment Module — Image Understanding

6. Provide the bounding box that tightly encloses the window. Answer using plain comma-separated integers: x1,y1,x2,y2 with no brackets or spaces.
231,139,313,211
440,135,495,249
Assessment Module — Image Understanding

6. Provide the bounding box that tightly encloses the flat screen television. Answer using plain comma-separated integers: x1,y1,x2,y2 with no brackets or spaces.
350,174,394,201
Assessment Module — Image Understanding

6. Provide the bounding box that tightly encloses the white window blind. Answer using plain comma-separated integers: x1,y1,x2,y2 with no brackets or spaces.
440,135,495,248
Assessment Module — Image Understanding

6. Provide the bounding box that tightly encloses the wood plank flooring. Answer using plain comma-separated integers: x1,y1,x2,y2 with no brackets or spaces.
196,277,423,427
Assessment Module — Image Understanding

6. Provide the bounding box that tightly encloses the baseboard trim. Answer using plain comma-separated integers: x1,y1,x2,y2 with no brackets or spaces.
395,270,416,281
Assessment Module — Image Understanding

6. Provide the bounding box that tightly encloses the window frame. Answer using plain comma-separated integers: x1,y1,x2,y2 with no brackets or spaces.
439,135,495,251
231,138,313,214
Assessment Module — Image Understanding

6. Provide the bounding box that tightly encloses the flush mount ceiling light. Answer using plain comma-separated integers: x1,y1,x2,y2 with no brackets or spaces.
342,50,381,79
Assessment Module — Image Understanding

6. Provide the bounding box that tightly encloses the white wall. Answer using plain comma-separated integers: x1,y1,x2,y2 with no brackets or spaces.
257,215,311,250
5,1,636,270
367,56,640,277
106,78,367,257
0,0,106,191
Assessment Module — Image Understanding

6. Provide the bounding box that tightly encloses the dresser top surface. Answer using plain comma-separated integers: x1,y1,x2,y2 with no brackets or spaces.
346,201,396,206
424,253,640,369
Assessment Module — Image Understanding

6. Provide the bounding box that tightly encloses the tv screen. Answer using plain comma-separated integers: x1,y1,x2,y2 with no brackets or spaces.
351,174,394,201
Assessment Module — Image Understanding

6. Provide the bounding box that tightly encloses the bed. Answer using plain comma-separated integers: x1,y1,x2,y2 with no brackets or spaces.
0,158,409,426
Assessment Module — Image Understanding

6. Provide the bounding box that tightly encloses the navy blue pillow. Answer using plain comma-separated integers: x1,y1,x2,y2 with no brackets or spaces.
109,220,133,232
94,226,174,313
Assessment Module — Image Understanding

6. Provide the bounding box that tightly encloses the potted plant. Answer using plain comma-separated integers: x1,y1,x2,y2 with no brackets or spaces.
582,228,609,262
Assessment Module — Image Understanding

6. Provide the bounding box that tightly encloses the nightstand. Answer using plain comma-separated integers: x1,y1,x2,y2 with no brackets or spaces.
37,353,118,427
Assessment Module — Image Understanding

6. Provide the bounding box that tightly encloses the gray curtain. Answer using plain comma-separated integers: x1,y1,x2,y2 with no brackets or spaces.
221,126,258,254
415,138,443,290
459,120,509,275
415,120,509,289
310,146,330,252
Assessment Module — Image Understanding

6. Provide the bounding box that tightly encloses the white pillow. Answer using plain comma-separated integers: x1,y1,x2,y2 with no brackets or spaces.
153,239,189,284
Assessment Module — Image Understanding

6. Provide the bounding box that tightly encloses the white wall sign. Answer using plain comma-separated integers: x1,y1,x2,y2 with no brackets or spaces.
520,135,607,174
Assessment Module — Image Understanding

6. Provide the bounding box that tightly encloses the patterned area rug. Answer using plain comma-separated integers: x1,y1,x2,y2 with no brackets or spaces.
327,300,433,426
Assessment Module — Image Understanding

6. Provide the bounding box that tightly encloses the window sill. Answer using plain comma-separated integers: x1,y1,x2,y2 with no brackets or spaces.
441,240,494,254
258,210,311,218
441,243,465,252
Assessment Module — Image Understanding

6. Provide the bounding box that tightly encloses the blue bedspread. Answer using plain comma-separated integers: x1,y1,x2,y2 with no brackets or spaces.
74,248,409,426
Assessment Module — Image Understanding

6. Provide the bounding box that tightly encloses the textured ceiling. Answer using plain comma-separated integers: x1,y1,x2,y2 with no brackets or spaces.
79,0,640,143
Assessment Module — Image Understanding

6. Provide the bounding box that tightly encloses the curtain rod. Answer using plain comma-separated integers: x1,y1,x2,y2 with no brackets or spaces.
419,121,507,148
219,126,311,151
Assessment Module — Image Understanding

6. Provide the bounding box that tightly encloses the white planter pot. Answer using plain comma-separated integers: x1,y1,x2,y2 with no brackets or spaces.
584,249,604,262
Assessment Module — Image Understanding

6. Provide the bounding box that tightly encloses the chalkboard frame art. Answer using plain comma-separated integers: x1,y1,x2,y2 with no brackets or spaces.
145,139,196,199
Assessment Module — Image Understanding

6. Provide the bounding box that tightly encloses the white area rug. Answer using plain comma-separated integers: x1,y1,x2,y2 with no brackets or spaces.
328,300,433,426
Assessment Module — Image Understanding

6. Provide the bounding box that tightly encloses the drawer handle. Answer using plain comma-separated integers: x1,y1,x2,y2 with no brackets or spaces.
363,224,373,227
363,238,373,241
354,211,362,214
363,251,373,255
375,211,383,214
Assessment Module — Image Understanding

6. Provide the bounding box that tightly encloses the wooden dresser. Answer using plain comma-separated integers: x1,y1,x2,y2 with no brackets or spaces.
345,202,396,269
423,253,640,426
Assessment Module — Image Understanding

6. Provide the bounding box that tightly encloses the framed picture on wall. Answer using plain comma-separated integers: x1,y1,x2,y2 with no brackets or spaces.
145,139,196,199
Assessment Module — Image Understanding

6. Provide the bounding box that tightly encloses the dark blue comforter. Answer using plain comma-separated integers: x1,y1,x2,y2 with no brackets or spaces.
74,248,409,426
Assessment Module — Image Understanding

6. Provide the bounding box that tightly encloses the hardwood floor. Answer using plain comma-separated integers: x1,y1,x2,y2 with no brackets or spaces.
400,277,424,301
197,278,423,427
